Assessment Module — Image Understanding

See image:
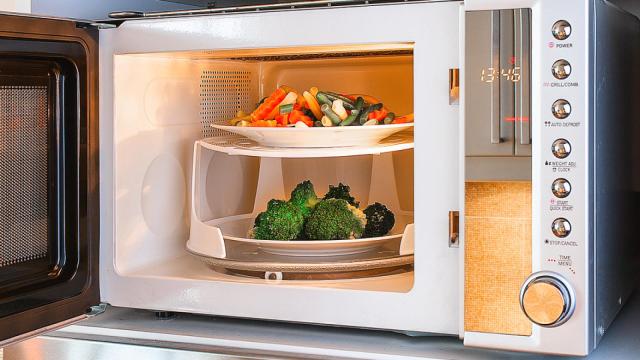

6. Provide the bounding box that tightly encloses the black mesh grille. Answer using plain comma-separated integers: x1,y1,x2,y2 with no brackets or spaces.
0,86,49,268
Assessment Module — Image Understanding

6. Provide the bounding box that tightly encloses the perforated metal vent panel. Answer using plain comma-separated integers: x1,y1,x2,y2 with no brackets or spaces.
200,70,254,138
0,86,49,268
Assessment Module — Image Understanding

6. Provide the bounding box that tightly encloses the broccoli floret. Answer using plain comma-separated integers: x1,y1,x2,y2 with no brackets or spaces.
253,211,264,227
289,180,319,217
323,183,359,208
251,199,305,241
363,202,395,238
304,199,366,240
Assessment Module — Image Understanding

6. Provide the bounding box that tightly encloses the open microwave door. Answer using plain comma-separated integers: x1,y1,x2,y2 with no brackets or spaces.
0,14,99,346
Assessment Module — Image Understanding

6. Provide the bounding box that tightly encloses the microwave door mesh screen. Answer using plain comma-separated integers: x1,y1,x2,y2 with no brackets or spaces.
0,86,49,268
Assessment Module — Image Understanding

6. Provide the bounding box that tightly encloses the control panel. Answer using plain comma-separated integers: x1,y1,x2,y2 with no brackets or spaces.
527,7,587,337
464,0,638,355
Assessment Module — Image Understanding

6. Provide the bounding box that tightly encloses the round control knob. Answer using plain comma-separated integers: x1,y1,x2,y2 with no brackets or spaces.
552,20,572,40
551,217,572,237
520,272,575,327
551,178,572,198
551,138,571,158
552,59,572,80
551,99,572,119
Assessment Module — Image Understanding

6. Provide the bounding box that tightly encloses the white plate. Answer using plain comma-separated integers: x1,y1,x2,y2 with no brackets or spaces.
211,123,414,148
207,213,411,257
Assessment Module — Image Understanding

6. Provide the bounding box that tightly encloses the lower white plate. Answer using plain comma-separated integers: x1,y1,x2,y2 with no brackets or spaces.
206,213,411,257
212,123,414,148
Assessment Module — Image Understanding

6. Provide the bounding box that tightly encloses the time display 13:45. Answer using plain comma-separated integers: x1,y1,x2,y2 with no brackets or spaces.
481,67,521,83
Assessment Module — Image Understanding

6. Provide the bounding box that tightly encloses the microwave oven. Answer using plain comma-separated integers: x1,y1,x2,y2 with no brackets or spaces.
0,0,638,356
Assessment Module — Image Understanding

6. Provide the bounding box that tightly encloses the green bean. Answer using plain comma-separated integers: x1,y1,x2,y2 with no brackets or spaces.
340,109,360,126
321,104,342,125
383,112,396,124
369,103,383,111
279,103,294,114
324,92,355,110
358,106,373,125
316,93,333,107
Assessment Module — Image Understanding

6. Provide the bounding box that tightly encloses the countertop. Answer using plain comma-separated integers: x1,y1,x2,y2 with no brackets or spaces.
4,288,640,359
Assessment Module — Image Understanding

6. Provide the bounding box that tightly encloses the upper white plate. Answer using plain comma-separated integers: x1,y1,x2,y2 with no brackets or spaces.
211,123,414,148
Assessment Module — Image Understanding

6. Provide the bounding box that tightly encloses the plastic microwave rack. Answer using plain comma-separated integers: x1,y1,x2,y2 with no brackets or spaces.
198,132,414,158
186,131,415,279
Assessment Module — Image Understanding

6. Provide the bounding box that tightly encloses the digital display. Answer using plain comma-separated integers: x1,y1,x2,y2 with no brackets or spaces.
480,67,521,83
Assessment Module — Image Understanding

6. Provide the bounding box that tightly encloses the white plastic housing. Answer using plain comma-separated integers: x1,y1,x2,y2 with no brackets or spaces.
187,141,414,259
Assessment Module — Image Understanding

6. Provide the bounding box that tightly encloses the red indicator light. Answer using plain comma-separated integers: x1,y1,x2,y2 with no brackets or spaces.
504,116,529,122
509,56,517,65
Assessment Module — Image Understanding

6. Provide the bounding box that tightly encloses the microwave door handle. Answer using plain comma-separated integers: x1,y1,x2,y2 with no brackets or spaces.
515,9,531,145
490,10,501,144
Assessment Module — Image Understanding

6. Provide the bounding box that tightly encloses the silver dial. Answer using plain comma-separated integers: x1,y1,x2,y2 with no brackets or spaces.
551,178,572,198
552,59,572,80
552,99,572,119
552,20,572,40
551,218,572,238
520,272,575,327
551,138,571,159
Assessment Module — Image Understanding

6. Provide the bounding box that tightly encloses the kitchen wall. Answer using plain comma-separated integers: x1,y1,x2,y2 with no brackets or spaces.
0,0,30,12
30,0,197,20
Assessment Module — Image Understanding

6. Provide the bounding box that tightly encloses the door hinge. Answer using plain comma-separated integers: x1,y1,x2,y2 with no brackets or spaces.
86,303,108,317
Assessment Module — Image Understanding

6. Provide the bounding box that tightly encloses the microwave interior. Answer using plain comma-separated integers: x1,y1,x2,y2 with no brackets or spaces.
112,43,417,292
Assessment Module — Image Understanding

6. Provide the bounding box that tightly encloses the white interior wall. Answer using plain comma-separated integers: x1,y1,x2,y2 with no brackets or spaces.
260,55,413,116
113,51,414,275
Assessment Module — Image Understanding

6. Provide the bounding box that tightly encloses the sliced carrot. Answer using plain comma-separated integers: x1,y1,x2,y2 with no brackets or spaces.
296,94,307,108
249,120,277,127
368,109,388,123
275,113,290,126
279,85,298,94
252,88,286,120
392,113,414,124
265,92,298,120
288,110,302,124
300,115,313,127
303,91,323,120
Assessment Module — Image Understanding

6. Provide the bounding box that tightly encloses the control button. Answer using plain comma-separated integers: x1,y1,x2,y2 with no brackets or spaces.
520,272,575,327
552,99,571,119
552,59,571,80
551,178,572,198
551,138,571,158
551,218,572,238
552,20,572,40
